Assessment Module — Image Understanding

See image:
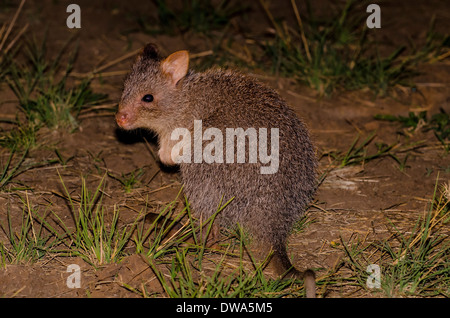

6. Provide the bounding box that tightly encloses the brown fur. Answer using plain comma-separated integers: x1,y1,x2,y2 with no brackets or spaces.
116,44,318,297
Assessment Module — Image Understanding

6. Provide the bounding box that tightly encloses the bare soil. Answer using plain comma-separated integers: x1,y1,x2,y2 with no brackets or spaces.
0,0,449,298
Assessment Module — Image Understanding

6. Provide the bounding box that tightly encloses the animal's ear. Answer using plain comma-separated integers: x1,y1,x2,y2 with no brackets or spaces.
161,50,189,86
137,43,160,61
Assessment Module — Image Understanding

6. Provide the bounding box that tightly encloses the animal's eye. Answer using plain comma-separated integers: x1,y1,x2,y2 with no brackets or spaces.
142,94,154,103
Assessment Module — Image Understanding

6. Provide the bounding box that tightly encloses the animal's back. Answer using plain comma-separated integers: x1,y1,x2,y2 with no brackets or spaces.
179,69,317,243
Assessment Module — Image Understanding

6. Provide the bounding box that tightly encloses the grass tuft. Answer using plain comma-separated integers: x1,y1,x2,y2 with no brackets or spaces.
321,131,395,168
107,168,145,194
375,109,450,153
0,0,27,82
0,192,61,264
328,176,450,297
50,172,138,267
137,0,246,35
260,0,449,96
6,36,107,132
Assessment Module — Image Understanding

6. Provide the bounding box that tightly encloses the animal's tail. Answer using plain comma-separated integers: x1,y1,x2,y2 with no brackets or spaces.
273,248,316,298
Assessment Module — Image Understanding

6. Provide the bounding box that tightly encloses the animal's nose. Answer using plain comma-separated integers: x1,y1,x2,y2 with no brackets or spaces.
115,111,128,127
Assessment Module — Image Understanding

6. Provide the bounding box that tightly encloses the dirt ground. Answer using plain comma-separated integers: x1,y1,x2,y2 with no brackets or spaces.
0,0,449,298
